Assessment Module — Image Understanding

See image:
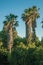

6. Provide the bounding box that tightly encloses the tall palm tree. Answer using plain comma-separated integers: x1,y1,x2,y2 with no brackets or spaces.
22,6,40,43
3,13,18,53
31,6,40,42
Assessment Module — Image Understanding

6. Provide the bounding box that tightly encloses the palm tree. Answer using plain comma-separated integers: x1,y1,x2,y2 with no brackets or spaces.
3,13,18,53
41,20,43,28
31,6,40,42
22,6,40,43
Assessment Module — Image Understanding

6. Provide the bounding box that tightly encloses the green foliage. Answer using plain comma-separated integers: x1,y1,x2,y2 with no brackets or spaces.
0,41,9,65
14,36,27,46
0,31,8,47
0,30,43,65
10,42,43,65
34,37,41,47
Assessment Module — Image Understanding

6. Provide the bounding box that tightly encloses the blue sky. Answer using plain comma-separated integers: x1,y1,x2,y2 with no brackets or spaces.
0,0,43,40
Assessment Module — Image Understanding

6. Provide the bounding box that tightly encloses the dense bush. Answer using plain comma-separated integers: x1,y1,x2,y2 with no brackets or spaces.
11,42,43,65
0,41,9,65
0,32,43,65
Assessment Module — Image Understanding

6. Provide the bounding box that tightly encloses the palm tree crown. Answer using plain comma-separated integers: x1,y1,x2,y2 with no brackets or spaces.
22,6,40,22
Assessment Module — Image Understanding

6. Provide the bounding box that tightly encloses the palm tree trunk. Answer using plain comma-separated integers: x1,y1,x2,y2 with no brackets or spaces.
32,20,36,42
32,27,36,42
8,26,13,54
26,19,33,43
